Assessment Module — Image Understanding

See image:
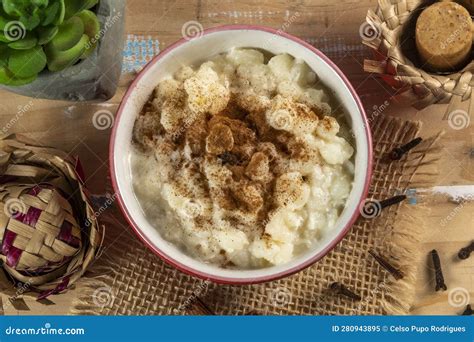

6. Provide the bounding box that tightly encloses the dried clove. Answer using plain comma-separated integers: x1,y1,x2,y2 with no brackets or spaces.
389,137,423,160
430,250,447,291
330,282,361,301
187,297,215,315
379,195,407,209
461,304,473,315
458,241,474,260
368,250,404,280
361,195,406,218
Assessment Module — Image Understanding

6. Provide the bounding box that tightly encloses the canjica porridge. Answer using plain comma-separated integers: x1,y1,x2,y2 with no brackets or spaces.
131,48,355,269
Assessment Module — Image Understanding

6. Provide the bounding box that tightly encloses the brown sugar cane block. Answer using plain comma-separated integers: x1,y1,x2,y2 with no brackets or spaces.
415,2,473,71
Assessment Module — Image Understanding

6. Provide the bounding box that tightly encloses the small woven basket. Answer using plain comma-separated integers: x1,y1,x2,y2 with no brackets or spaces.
362,0,474,115
0,134,103,298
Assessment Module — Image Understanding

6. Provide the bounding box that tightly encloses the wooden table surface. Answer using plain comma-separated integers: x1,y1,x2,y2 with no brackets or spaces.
0,0,472,315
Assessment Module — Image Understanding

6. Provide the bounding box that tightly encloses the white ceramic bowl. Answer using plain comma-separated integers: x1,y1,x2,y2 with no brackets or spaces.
110,25,373,284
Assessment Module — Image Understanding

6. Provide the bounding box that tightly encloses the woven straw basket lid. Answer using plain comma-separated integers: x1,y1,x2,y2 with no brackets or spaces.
0,134,103,297
362,0,474,116
0,185,82,271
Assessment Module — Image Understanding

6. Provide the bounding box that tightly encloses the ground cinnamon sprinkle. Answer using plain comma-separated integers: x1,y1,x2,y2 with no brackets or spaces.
132,49,354,268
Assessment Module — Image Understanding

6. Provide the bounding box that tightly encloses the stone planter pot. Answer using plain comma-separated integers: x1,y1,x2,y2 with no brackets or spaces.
0,0,126,102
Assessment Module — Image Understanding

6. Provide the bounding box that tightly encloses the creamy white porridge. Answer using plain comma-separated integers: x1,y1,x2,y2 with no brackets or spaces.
131,48,355,269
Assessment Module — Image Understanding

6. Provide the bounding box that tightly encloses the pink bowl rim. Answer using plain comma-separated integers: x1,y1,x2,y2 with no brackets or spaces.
109,24,373,285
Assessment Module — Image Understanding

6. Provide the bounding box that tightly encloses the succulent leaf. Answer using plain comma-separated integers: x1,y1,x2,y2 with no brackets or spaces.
7,32,37,50
0,6,15,29
41,1,60,26
37,25,58,45
46,33,88,72
0,33,11,43
85,0,98,9
0,0,101,86
3,1,44,30
0,65,37,85
19,12,41,30
0,66,12,83
49,16,84,51
52,0,66,25
0,13,11,30
76,9,99,59
2,0,48,16
64,0,98,19
8,45,47,78
33,0,49,6
0,45,9,67
2,0,27,17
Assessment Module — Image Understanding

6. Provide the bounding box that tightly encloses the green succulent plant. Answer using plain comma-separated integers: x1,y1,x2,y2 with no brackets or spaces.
0,0,101,86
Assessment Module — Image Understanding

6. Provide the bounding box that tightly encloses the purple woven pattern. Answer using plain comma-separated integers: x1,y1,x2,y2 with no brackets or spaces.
0,185,81,273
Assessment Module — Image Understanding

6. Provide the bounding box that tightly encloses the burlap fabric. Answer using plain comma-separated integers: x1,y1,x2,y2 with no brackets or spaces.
68,114,441,315
362,0,474,113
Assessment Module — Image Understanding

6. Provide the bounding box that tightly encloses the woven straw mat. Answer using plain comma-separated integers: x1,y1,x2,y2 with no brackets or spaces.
70,114,441,315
